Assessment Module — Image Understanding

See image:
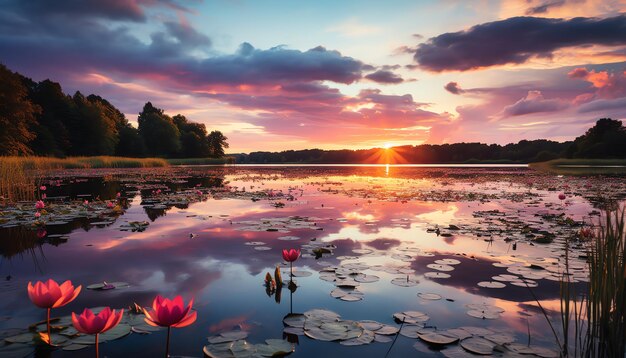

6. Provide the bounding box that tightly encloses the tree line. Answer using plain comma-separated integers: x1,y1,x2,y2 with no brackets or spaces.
234,118,626,164
0,64,228,158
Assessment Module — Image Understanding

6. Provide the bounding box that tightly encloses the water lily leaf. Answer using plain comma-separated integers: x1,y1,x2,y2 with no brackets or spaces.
391,277,419,287
62,344,90,351
426,264,455,272
477,281,506,288
373,325,399,335
418,293,442,300
86,281,129,290
5,333,35,344
358,320,383,331
460,337,495,355
339,330,374,346
283,314,306,328
393,311,429,324
418,332,459,345
424,272,451,279
374,334,393,343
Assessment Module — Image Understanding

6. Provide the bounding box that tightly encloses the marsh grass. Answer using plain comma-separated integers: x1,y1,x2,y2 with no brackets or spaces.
584,208,626,357
0,156,168,201
530,159,626,175
166,157,231,165
534,208,626,357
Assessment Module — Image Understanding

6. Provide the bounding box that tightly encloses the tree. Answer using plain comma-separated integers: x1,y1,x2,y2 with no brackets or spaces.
116,126,146,157
137,102,181,156
207,131,229,158
0,64,39,155
173,114,211,157
29,79,75,156
71,92,119,155
573,118,626,158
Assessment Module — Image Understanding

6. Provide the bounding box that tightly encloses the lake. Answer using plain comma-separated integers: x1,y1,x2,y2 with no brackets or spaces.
1,165,624,357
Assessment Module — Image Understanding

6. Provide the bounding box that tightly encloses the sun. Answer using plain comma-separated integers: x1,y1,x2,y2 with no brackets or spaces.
382,142,392,149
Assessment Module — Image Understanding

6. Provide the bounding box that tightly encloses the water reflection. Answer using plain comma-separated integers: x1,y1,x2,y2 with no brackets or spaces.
0,166,623,356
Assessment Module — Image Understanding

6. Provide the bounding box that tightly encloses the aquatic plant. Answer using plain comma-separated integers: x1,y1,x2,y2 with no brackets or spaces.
143,295,197,358
282,249,300,278
71,307,124,357
584,208,625,357
27,279,82,345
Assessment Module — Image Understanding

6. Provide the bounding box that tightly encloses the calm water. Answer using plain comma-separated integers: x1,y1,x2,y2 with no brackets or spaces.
1,165,625,357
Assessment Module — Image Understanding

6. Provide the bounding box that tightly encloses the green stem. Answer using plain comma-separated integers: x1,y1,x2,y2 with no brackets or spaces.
46,308,51,346
165,326,171,358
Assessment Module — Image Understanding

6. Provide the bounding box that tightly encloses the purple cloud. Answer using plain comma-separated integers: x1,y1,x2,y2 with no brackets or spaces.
364,70,404,84
413,15,626,72
444,81,464,94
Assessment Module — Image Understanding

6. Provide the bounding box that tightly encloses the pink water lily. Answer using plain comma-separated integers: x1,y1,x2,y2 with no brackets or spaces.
282,249,300,278
282,249,300,262
27,279,82,345
558,193,566,200
143,295,197,357
72,307,124,358
35,200,45,210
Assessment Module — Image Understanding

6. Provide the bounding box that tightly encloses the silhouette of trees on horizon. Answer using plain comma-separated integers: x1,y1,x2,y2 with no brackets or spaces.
0,63,228,158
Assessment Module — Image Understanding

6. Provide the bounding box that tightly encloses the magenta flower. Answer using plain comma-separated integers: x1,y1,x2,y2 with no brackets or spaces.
72,307,124,357
558,193,566,200
35,200,45,210
40,185,46,191
143,295,197,357
282,249,300,262
27,279,82,345
35,212,41,218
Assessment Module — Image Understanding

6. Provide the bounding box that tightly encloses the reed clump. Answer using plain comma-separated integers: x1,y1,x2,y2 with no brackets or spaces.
0,156,169,202
584,208,625,357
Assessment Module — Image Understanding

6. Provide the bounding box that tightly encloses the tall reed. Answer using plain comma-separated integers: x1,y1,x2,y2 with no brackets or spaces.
0,156,169,202
584,208,625,357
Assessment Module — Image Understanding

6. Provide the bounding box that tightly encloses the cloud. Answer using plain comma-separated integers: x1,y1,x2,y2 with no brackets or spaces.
568,67,626,99
501,90,569,117
525,0,567,15
578,97,626,113
2,0,190,22
412,14,626,72
444,81,464,94
364,70,404,84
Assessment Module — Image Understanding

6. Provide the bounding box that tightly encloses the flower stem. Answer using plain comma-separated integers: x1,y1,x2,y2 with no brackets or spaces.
165,326,171,358
46,308,51,345
290,262,293,279
95,333,99,358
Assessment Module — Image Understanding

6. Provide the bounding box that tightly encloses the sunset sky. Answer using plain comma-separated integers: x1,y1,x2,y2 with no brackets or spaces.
1,0,625,152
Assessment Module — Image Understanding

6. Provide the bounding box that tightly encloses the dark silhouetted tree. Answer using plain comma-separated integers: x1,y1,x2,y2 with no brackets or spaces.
0,64,39,155
207,131,229,158
573,118,626,158
137,102,181,156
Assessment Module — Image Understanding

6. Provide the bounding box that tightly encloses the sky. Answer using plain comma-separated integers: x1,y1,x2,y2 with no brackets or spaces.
1,0,625,153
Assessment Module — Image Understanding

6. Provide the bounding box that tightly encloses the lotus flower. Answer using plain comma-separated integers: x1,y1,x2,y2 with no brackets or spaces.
42,193,47,199
282,249,300,278
35,200,45,210
282,249,300,262
107,201,114,209
116,192,121,198
558,193,566,200
35,212,41,219
40,185,46,191
27,279,82,345
143,295,197,358
72,307,124,357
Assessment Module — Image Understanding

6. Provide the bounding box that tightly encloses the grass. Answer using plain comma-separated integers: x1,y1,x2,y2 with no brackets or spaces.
166,157,234,165
534,208,626,357
530,158,626,175
0,156,169,202
584,208,625,357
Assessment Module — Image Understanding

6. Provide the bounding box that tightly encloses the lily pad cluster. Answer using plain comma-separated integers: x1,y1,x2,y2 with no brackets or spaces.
0,308,157,354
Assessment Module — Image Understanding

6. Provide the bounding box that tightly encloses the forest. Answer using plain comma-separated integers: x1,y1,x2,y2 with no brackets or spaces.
0,64,228,158
235,118,626,164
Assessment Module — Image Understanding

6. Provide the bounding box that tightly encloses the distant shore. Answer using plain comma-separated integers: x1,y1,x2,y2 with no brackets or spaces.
529,158,626,175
